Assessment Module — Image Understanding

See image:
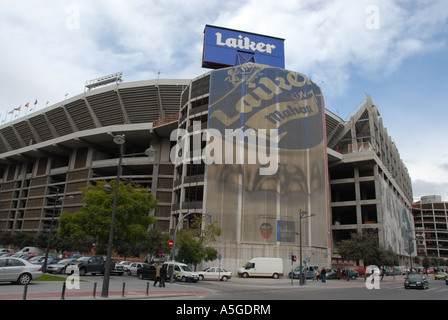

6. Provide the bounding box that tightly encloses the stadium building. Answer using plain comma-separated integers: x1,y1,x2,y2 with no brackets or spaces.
0,26,415,273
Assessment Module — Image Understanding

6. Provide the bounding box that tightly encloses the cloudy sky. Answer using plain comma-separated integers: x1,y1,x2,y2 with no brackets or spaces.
1,0,448,200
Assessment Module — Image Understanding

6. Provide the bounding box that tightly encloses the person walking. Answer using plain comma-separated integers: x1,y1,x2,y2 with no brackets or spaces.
159,264,167,287
321,267,327,283
154,264,162,287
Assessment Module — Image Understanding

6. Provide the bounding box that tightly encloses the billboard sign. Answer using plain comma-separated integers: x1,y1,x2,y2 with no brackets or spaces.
205,64,328,248
202,25,285,69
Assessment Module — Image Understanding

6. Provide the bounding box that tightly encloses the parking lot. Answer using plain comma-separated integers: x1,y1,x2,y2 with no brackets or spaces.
1,267,447,300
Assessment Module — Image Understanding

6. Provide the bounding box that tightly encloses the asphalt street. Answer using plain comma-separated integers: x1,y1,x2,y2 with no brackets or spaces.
0,274,447,300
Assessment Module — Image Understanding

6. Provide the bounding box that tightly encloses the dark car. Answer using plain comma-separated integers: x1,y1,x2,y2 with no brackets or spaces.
404,273,429,290
446,276,448,286
137,264,157,280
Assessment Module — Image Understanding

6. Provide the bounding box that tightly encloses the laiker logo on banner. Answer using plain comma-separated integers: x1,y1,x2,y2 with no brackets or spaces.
202,25,285,69
215,32,277,54
208,64,324,150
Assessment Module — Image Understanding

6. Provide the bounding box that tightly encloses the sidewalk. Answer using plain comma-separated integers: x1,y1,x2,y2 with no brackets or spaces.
0,283,213,300
0,275,406,300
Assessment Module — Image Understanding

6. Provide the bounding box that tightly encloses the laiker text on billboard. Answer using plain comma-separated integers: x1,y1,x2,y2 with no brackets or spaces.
215,32,277,54
202,25,285,69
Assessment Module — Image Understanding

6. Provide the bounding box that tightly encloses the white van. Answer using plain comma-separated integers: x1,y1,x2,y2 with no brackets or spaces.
165,261,199,282
238,257,283,279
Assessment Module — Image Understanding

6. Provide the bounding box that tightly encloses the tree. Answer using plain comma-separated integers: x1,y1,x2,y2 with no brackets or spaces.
421,255,431,273
336,231,383,268
381,248,399,268
175,217,221,269
59,180,157,254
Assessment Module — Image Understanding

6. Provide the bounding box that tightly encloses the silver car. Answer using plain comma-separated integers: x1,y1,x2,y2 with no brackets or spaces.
0,257,43,284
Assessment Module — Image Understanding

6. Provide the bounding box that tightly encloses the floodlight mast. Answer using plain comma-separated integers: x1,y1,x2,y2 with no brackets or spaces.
85,72,123,92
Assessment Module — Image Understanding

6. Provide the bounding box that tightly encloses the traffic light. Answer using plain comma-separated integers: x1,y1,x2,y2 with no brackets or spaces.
290,254,296,263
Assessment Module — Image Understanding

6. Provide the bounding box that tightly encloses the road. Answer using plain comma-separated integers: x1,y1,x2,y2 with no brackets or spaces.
0,273,447,300
173,276,448,300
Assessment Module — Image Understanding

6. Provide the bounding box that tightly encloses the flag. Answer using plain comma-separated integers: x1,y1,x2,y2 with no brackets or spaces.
14,106,21,111
34,99,38,105
25,103,29,108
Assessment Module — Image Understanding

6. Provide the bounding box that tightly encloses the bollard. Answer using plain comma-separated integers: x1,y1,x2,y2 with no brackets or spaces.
61,281,66,300
23,284,28,300
146,282,150,296
93,282,97,298
122,282,125,297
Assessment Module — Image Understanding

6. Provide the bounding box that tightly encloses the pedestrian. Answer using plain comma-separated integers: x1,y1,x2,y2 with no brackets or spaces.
346,268,350,281
160,264,167,287
313,268,319,281
337,268,341,280
154,264,162,287
321,267,326,283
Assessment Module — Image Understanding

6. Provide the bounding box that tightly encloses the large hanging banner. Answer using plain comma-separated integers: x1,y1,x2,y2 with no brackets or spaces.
204,64,329,252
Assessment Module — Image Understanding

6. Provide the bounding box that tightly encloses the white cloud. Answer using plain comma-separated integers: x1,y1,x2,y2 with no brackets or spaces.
213,0,448,100
1,0,447,112
413,179,448,202
1,0,448,202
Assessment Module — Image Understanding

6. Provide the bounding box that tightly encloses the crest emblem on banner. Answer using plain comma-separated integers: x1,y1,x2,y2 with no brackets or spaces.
260,223,273,239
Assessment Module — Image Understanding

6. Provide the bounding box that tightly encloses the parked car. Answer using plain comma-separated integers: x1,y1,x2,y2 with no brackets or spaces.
17,247,44,255
66,256,124,276
127,262,149,276
198,267,232,281
0,257,43,285
119,261,133,272
347,268,359,280
165,261,199,282
404,273,429,290
28,255,60,266
137,264,157,280
0,248,15,254
289,265,318,280
325,269,338,279
110,259,125,275
46,259,75,274
435,272,447,280
239,258,283,279
9,253,39,260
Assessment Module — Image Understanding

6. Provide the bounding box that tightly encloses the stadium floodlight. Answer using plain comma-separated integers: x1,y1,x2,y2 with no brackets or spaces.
85,72,123,91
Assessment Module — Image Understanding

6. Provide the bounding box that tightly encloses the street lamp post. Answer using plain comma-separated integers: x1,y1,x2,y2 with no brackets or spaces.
101,134,157,298
299,208,315,286
101,135,125,298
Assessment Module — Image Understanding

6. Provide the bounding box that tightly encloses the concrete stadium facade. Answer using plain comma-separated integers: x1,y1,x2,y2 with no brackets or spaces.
0,65,414,273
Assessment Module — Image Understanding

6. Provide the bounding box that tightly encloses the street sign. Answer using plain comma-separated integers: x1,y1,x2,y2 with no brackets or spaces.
168,240,174,248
